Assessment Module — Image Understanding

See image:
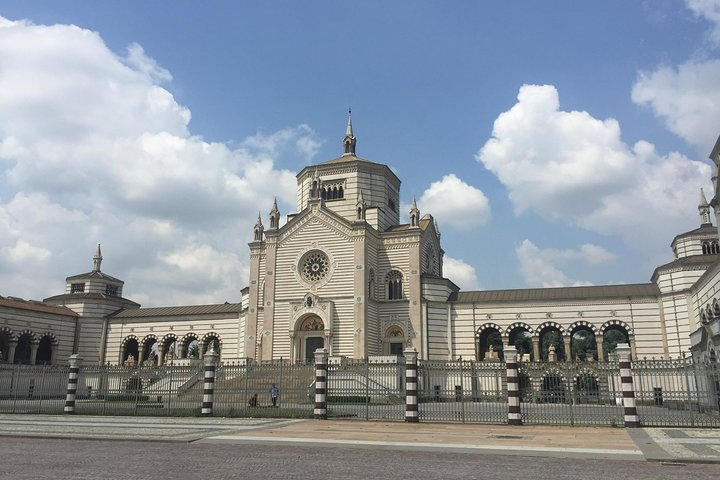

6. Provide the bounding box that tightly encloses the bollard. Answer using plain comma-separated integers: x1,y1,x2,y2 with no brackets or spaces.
616,343,640,427
504,345,522,425
201,347,219,417
314,348,328,420
404,347,419,423
64,354,83,414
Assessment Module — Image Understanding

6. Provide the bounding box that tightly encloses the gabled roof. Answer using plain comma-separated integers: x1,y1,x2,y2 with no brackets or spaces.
321,153,375,165
451,283,660,303
0,296,77,317
112,303,244,318
66,270,123,283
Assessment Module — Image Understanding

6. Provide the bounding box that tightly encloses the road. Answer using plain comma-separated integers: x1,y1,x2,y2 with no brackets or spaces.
0,437,716,480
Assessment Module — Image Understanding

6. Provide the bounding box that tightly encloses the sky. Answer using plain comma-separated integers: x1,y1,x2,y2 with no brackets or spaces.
1,1,720,307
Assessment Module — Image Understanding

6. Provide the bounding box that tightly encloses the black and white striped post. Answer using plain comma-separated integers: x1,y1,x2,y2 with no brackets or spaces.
404,347,419,423
504,345,522,425
314,348,328,420
201,346,219,417
64,354,82,415
616,343,640,428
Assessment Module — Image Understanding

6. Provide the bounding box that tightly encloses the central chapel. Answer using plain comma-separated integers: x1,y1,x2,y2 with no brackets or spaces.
2,115,720,366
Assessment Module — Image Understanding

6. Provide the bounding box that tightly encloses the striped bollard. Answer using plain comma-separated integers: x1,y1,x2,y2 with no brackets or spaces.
201,347,219,417
404,347,419,423
504,345,522,425
616,343,639,428
314,348,328,420
64,354,83,414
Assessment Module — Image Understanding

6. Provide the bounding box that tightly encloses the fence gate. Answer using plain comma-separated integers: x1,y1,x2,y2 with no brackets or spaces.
519,361,624,426
633,358,720,427
417,360,506,424
326,358,405,421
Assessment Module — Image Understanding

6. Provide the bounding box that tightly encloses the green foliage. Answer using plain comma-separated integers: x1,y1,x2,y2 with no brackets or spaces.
571,330,597,360
513,331,532,360
603,329,627,358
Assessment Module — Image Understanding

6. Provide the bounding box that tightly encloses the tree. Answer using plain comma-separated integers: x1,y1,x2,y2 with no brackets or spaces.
571,330,597,360
603,329,627,359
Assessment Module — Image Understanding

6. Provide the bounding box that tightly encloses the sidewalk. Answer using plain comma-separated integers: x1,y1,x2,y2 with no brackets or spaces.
0,414,718,463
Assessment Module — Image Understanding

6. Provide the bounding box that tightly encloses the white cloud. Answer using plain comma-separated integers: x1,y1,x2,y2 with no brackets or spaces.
632,59,720,150
442,256,481,290
687,0,720,44
0,16,317,306
477,84,710,253
417,174,490,230
515,240,605,288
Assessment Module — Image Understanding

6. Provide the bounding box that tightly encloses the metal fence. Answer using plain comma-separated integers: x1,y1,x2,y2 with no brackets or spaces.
213,359,315,417
0,364,69,414
417,360,507,424
1,357,719,428
633,358,720,427
518,361,624,426
73,363,204,416
326,357,405,421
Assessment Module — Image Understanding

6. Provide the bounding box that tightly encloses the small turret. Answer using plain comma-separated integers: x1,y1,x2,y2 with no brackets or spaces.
253,213,264,241
342,108,356,155
700,188,712,226
356,190,366,221
92,244,102,272
409,198,420,227
269,198,280,230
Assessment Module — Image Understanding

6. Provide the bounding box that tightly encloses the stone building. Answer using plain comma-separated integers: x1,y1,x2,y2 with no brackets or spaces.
2,116,720,366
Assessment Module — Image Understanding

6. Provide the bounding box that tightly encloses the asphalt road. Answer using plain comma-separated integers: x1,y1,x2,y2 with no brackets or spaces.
1,437,716,480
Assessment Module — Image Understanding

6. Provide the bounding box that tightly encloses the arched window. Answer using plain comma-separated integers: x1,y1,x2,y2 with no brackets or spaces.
386,270,404,300
338,186,344,199
712,241,720,254
368,269,376,300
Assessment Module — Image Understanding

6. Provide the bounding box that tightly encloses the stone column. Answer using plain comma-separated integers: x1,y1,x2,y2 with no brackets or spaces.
201,348,219,417
531,338,540,362
595,337,605,362
157,345,165,366
616,343,639,428
314,348,328,420
7,340,17,364
404,347,419,423
563,337,571,362
50,344,57,365
29,341,39,365
505,345,522,425
64,354,83,414
288,333,295,363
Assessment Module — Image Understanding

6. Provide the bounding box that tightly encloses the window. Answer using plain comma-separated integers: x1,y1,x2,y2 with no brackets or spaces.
386,270,403,300
300,250,330,284
388,197,396,212
70,283,85,294
105,285,118,296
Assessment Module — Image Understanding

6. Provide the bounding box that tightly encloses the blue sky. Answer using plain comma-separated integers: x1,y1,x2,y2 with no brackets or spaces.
1,1,719,306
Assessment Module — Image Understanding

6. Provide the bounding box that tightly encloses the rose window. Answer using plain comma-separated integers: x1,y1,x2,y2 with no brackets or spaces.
301,251,330,283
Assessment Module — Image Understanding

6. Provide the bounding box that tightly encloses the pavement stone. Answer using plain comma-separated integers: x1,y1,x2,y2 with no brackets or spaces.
0,414,718,463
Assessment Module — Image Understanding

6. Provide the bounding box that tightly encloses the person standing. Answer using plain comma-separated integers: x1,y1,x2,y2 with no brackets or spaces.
270,384,279,407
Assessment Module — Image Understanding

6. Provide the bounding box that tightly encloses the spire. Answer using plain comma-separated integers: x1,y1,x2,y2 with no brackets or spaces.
356,190,366,221
409,197,420,227
92,244,102,272
343,108,356,155
269,198,280,229
700,188,712,226
253,212,264,241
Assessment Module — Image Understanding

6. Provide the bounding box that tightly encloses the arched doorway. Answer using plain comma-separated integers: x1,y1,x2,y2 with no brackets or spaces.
294,315,325,363
15,333,33,364
477,326,504,361
36,335,54,364
121,337,139,365
383,325,405,355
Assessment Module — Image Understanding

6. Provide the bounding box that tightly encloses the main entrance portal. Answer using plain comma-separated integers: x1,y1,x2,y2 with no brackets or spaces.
305,337,324,362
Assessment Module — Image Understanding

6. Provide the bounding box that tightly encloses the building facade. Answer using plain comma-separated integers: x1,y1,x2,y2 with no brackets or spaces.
2,117,720,366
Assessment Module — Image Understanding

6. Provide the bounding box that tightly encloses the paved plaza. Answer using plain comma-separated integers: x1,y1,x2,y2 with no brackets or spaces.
0,414,718,464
